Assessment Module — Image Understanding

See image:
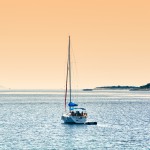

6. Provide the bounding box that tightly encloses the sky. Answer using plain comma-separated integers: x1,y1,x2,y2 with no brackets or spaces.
0,0,150,89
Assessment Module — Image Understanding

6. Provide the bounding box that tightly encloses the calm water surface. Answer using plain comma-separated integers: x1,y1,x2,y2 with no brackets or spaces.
0,90,150,149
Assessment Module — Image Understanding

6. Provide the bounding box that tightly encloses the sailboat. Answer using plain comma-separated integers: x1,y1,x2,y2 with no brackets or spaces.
61,36,87,124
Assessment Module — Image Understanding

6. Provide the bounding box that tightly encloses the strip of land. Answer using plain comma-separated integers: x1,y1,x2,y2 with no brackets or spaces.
83,83,150,91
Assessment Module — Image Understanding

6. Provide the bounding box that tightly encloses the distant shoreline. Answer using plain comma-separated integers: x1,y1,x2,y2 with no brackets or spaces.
83,83,150,91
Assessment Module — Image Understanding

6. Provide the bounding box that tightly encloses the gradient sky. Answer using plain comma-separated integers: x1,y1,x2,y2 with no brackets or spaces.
0,0,150,89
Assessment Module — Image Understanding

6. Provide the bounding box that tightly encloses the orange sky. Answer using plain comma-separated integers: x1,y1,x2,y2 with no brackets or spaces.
0,0,150,89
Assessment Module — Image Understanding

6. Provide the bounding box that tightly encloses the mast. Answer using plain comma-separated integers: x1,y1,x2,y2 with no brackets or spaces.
64,58,68,112
68,36,71,103
64,36,71,112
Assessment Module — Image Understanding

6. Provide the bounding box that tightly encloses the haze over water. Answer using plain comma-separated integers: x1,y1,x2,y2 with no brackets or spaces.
0,90,149,149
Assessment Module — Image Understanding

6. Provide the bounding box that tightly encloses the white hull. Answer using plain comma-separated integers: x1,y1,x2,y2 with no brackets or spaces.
61,113,87,124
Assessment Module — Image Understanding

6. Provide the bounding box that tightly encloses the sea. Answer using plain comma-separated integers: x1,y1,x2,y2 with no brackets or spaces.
0,89,150,150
